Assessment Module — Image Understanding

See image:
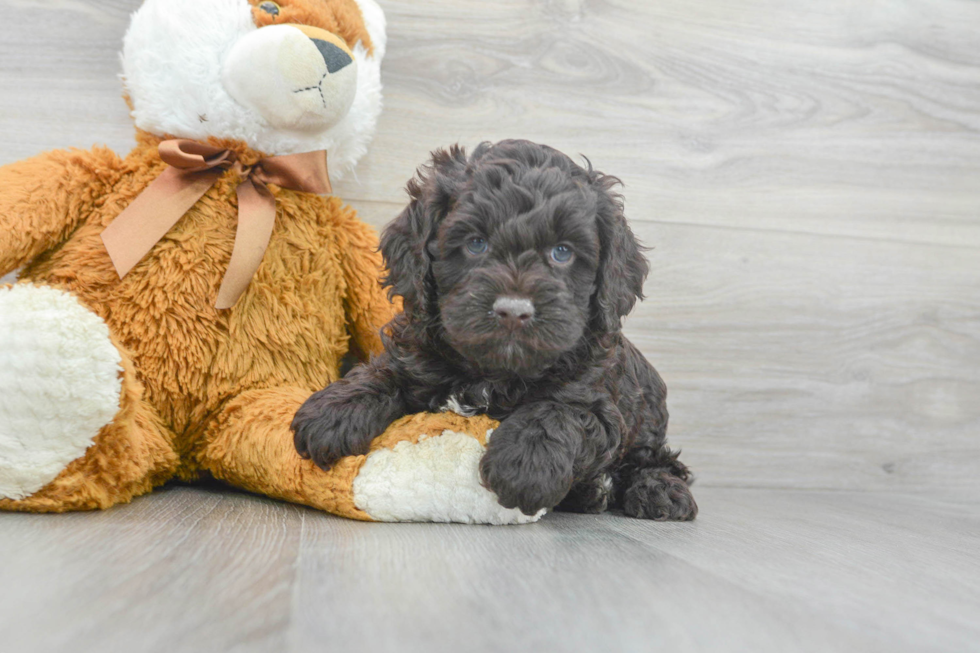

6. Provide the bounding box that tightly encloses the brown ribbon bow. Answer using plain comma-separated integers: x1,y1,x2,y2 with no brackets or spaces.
101,139,331,309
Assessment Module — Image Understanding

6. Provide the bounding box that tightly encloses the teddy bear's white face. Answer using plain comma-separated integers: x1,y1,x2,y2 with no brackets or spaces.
222,24,358,133
122,0,385,179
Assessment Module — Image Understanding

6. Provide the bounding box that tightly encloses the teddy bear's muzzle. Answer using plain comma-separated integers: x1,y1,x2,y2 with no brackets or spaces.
222,24,358,133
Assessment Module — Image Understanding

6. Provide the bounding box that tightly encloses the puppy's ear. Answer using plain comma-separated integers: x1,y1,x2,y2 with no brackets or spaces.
380,145,470,315
591,174,649,333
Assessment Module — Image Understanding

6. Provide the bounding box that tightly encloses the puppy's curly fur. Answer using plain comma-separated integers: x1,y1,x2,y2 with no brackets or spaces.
293,140,697,520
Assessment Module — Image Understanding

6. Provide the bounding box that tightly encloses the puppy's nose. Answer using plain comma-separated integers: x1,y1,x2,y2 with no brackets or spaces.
493,297,535,330
311,38,354,73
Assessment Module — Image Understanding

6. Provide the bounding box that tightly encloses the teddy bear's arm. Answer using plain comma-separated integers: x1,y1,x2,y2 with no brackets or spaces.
0,147,121,277
332,207,402,361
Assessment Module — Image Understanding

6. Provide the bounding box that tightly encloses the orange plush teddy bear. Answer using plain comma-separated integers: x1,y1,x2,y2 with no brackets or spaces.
0,0,536,525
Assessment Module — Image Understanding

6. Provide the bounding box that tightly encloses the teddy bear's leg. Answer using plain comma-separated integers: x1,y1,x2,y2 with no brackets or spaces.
200,388,547,524
0,284,179,512
197,386,372,520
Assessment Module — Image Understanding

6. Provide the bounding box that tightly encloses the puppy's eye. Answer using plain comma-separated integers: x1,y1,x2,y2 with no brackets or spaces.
466,237,489,255
551,244,573,264
258,1,281,16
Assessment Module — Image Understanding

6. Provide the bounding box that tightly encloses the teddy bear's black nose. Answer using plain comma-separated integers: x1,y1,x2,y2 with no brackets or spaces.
311,38,353,73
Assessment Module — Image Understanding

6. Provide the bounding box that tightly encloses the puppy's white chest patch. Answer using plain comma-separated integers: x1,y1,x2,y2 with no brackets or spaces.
441,389,490,417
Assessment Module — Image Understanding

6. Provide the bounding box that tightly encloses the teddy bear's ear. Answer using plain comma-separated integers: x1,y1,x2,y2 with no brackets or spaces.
352,0,387,60
380,145,469,316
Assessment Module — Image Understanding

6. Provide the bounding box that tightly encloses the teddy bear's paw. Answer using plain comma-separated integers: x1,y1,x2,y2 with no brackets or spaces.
352,428,547,525
0,285,123,500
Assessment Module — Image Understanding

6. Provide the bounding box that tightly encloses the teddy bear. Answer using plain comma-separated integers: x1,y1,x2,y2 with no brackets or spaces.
0,0,541,525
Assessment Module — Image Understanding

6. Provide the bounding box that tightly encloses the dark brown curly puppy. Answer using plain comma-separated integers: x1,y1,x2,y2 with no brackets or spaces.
293,140,697,520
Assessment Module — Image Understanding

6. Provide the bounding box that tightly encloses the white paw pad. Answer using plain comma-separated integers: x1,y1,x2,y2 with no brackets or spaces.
0,285,122,500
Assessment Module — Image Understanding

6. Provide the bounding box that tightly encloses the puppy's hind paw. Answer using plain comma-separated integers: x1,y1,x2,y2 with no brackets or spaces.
557,474,614,514
623,469,698,521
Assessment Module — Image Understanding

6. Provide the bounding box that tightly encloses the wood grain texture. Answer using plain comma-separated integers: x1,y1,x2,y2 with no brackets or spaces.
1,486,978,653
2,0,977,493
358,0,980,245
0,486,300,652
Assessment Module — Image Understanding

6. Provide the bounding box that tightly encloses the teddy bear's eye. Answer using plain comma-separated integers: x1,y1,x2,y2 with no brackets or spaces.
258,2,281,16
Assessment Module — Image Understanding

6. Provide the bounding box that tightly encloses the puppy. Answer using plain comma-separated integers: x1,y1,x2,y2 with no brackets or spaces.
293,140,697,520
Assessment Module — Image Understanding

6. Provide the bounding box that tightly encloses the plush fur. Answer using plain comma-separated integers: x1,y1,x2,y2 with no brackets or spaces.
0,133,397,513
0,0,397,514
293,140,698,520
0,285,123,500
123,0,385,177
352,421,545,524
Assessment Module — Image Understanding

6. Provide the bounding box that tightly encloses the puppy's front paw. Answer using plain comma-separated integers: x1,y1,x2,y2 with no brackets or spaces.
479,422,575,516
292,388,385,471
623,469,698,521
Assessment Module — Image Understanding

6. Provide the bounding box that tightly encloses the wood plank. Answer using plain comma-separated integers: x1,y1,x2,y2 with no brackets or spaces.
605,487,980,653
0,0,137,160
2,486,977,653
628,219,980,492
347,0,980,247
2,0,979,247
0,484,300,652
288,506,873,653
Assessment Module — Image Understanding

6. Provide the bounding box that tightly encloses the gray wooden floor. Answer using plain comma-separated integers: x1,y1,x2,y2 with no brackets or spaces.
1,0,979,651
1,485,978,653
